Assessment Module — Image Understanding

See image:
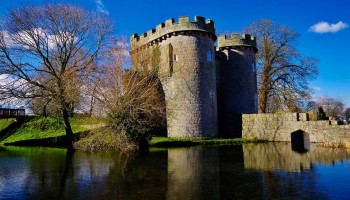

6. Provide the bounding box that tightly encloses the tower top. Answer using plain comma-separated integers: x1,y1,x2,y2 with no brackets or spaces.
218,33,257,52
130,16,216,52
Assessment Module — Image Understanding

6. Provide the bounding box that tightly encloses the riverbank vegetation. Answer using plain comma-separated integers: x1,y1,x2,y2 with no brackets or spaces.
1,117,265,150
149,137,265,147
75,134,265,151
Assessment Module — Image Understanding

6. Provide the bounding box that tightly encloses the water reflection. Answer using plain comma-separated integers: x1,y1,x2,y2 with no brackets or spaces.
167,147,265,199
1,143,350,199
0,147,168,199
167,147,220,200
243,142,350,172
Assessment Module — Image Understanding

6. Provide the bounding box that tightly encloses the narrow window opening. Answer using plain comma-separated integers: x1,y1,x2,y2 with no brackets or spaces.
207,50,213,62
169,44,173,77
173,54,177,62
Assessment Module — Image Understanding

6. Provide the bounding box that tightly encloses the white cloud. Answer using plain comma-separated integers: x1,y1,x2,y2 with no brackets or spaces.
309,21,349,33
117,41,130,48
95,0,109,15
0,74,27,108
1,28,78,51
313,87,321,92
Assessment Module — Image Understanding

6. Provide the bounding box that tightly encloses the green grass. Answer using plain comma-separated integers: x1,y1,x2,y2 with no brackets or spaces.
0,118,16,131
149,137,265,147
0,116,106,144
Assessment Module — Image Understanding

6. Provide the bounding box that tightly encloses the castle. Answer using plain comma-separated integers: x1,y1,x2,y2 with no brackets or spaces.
130,16,258,138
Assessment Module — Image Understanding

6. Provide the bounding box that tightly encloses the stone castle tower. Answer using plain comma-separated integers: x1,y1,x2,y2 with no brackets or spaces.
130,16,257,138
217,34,258,137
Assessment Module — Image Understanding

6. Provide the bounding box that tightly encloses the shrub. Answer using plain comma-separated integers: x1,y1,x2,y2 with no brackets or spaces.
106,71,166,150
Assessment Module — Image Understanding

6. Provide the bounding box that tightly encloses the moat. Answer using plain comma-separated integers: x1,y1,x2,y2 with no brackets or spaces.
1,143,350,199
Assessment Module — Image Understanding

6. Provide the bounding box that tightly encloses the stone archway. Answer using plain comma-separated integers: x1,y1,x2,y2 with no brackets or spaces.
291,129,310,153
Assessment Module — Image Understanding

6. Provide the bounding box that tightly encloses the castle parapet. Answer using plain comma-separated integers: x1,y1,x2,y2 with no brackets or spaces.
218,33,257,52
130,16,216,53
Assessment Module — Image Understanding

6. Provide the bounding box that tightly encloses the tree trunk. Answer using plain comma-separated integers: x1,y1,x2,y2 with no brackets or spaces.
89,95,94,117
43,104,47,117
258,90,268,113
62,105,74,149
43,99,51,117
259,61,271,113
259,73,269,113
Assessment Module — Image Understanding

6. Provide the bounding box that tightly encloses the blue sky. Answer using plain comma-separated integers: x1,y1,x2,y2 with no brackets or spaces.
1,0,349,106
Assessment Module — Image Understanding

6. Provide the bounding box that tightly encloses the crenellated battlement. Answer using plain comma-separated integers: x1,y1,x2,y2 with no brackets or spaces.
130,16,215,52
218,33,257,51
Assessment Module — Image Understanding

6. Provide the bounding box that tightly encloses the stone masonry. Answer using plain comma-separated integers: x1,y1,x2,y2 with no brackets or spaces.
242,113,350,143
130,16,257,138
217,34,258,137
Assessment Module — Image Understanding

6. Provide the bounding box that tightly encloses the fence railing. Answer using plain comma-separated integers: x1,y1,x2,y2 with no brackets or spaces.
0,108,25,118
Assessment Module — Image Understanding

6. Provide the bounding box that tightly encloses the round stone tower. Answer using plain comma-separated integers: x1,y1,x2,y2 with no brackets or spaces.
130,16,218,138
217,33,258,138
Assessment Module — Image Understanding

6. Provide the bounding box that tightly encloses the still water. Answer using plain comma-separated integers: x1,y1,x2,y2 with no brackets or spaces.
1,143,350,200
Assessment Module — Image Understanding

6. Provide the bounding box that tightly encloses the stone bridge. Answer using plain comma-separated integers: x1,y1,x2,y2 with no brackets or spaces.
0,108,25,118
242,113,350,147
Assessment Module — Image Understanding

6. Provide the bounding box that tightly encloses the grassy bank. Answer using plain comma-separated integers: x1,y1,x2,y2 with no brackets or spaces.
149,137,265,147
75,135,266,151
0,116,106,145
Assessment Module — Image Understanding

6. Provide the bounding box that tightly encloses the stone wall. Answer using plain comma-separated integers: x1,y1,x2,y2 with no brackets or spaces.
242,113,350,143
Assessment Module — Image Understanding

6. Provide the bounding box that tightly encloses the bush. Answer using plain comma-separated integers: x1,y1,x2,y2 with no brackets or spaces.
73,127,137,152
108,109,150,150
106,71,166,150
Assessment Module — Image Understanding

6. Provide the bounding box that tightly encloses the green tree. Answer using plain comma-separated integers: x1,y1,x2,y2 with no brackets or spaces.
317,106,327,120
245,19,319,113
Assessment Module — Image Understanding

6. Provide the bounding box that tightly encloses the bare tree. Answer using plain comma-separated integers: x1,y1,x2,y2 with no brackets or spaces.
317,96,345,119
90,38,166,149
0,4,111,148
245,20,319,113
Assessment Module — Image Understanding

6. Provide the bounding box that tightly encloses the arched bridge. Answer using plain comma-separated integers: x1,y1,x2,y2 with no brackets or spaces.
0,108,25,118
